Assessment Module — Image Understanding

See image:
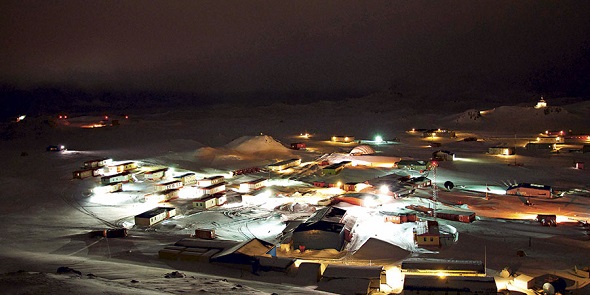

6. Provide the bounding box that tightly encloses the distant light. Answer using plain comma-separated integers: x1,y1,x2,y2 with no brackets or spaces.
125,115,129,119
379,185,389,194
437,272,447,279
536,137,540,141
16,115,26,122
375,135,383,144
411,128,415,132
336,181,342,188
104,116,109,120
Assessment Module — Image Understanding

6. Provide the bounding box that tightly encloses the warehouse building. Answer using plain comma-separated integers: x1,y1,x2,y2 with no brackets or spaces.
506,183,553,198
488,146,515,155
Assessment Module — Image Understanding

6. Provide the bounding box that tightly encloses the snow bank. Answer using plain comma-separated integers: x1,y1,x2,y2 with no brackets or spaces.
225,135,290,155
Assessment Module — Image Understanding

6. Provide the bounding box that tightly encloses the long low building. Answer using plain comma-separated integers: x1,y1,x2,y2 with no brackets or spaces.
506,183,553,198
83,158,112,169
101,172,131,185
135,207,177,226
322,161,350,175
197,175,225,187
268,158,301,171
198,182,226,195
488,146,515,155
396,160,433,171
155,180,183,192
401,258,485,276
239,178,267,192
435,209,476,223
403,276,497,295
175,172,197,185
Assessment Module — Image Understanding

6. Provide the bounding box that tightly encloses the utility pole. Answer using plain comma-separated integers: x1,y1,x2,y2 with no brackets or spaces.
514,133,517,166
484,245,487,276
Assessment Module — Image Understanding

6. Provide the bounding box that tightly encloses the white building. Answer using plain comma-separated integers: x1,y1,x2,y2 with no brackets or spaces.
134,207,177,226
268,158,301,171
239,178,267,192
155,180,183,192
197,175,225,187
101,172,130,185
534,96,547,109
193,195,217,210
198,182,226,195
175,172,197,186
145,168,168,181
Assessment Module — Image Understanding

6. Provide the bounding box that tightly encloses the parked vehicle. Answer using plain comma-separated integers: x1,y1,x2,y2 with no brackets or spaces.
536,214,557,226
46,145,65,152
89,228,128,238
194,229,216,239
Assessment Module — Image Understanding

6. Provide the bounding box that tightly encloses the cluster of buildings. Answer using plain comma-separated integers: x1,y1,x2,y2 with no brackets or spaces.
72,158,140,194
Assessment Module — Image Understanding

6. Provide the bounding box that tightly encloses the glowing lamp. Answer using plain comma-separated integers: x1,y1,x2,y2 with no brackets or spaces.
375,135,383,144
380,185,389,194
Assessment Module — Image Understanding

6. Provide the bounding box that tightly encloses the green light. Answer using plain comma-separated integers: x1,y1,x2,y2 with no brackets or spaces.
375,135,383,143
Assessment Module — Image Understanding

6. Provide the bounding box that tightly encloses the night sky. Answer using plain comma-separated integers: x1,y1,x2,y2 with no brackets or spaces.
1,1,590,114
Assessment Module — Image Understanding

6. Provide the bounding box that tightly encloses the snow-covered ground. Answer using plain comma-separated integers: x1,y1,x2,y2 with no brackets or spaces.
1,96,589,294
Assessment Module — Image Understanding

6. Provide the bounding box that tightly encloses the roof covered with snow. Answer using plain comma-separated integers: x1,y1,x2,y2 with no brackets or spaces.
350,144,375,155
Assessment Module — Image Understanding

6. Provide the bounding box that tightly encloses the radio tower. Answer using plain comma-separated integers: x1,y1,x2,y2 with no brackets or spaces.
432,162,438,219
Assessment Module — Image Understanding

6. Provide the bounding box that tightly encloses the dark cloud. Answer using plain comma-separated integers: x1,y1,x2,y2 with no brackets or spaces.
1,1,590,98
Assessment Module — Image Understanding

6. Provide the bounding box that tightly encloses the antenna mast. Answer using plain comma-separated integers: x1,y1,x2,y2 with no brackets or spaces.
432,162,437,219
